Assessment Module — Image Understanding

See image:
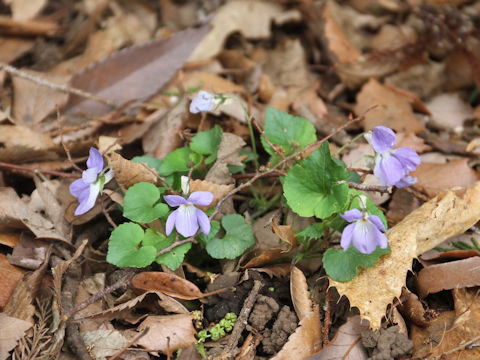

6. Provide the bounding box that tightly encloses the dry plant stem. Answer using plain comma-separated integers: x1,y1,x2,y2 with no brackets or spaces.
439,334,480,357
232,171,286,179
57,107,83,172
347,167,372,174
222,280,263,358
251,116,286,160
0,161,81,178
156,237,197,257
66,273,131,320
108,327,149,360
322,287,332,346
100,197,117,229
139,162,174,193
1,64,116,107
336,180,392,194
210,115,364,220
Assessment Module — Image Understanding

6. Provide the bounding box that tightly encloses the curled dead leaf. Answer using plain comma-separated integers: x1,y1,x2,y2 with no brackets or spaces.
107,152,158,190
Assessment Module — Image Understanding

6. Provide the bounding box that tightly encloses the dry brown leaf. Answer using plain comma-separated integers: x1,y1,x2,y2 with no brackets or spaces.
182,71,246,94
397,289,430,327
272,306,322,360
66,26,210,117
7,0,47,20
189,1,298,62
417,257,480,298
426,93,473,131
370,24,416,52
0,313,32,360
81,329,128,360
108,152,158,190
0,254,25,310
290,266,312,322
135,314,196,354
7,233,48,270
396,132,432,154
0,231,21,247
355,78,424,133
331,183,480,330
383,84,431,115
0,125,57,163
411,288,480,359
0,37,34,64
322,1,361,65
413,159,479,198
131,271,227,300
336,57,399,89
189,179,234,210
386,188,422,223
307,316,369,360
251,264,292,278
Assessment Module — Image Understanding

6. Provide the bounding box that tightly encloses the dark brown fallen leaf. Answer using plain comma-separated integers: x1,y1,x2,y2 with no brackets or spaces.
66,25,211,117
417,256,480,298
397,289,431,327
131,271,228,300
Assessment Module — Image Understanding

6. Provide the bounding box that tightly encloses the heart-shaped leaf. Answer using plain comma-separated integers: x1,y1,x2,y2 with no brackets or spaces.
123,182,168,223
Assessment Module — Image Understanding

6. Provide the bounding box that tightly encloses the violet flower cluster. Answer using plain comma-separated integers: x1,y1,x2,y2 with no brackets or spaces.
70,148,113,216
369,126,421,188
340,209,388,254
164,191,214,238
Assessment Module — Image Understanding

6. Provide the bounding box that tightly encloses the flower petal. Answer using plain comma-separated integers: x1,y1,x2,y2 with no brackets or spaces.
340,223,355,250
395,175,417,188
375,153,404,186
176,204,199,237
70,178,89,198
188,191,214,206
166,209,178,236
74,182,100,215
82,167,99,184
368,215,386,232
371,225,388,249
372,126,396,153
190,91,214,113
392,147,420,172
164,195,188,207
104,169,114,184
352,221,378,254
196,208,211,235
341,209,363,222
86,148,104,173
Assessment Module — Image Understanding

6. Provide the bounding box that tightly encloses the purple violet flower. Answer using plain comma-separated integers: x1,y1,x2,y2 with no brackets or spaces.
69,148,114,216
340,209,388,254
164,191,214,237
190,91,215,113
370,126,421,188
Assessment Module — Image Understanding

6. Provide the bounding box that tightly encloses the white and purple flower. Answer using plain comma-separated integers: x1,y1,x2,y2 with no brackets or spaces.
70,148,113,216
369,126,421,188
190,91,216,113
340,208,388,254
164,191,214,237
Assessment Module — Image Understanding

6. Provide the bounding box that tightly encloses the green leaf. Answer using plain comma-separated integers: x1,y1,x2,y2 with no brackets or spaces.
198,220,221,246
190,125,223,164
156,242,192,270
123,182,169,223
205,214,255,259
158,147,192,176
283,142,350,219
261,107,316,156
132,156,163,174
296,223,325,241
106,222,157,268
323,245,391,282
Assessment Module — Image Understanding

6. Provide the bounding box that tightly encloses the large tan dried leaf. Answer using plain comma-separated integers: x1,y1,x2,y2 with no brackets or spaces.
322,1,360,65
0,313,32,360
189,1,297,62
0,37,34,63
272,306,322,360
426,93,473,131
355,78,424,133
413,159,479,198
7,0,47,20
330,183,480,330
290,267,312,321
131,271,227,300
189,179,234,210
0,125,57,163
0,254,25,310
108,152,158,190
307,316,369,360
81,329,128,360
135,314,196,354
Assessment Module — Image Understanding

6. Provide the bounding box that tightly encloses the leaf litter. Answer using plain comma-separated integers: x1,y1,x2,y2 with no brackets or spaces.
0,0,480,359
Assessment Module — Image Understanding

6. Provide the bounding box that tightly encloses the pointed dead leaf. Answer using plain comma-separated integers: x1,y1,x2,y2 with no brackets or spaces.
413,159,479,198
307,316,369,360
66,26,210,116
131,271,227,300
290,266,312,322
427,93,473,131
0,254,25,310
108,152,158,190
272,306,322,360
330,183,480,330
189,179,234,210
0,313,32,360
135,314,196,354
355,78,424,133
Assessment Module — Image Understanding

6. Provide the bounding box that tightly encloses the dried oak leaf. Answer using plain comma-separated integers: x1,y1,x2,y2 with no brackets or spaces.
330,182,480,330
108,152,158,190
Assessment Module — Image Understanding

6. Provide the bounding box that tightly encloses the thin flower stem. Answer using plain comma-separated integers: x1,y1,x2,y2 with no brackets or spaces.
138,162,174,193
333,132,366,156
210,114,364,220
0,161,81,178
336,180,392,194
251,116,285,159
156,237,197,257
56,106,83,172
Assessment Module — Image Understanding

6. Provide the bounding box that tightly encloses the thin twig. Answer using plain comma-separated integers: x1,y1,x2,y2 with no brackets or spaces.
156,237,197,257
100,197,117,228
210,114,364,220
232,171,286,179
1,64,116,107
139,162,174,193
251,116,285,160
0,161,81,178
57,106,83,172
336,180,392,194
322,287,332,346
441,334,480,356
108,327,149,360
66,273,132,320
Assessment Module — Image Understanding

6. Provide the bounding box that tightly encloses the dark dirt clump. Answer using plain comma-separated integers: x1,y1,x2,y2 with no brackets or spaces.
261,305,298,355
361,325,413,360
